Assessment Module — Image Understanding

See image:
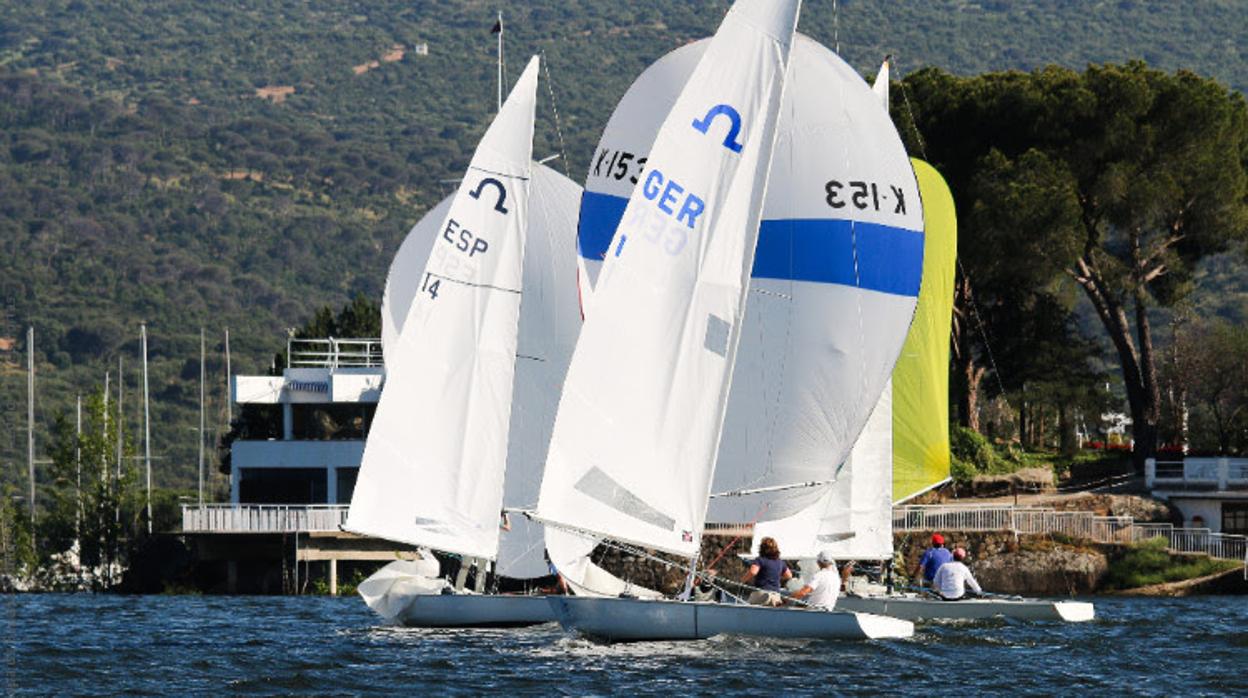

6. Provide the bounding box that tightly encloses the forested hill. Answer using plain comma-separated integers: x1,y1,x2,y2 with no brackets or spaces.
1,0,1246,490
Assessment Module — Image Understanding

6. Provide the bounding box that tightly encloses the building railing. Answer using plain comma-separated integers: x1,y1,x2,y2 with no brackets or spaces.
894,503,1248,568
1146,457,1248,490
182,504,350,533
287,338,383,369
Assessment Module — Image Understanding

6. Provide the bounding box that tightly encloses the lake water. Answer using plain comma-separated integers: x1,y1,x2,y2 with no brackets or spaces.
5,594,1246,695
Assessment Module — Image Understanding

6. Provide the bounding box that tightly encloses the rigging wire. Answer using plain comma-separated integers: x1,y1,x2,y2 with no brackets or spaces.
895,56,1013,414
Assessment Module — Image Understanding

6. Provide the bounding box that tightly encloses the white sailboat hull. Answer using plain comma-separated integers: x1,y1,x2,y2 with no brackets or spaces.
548,597,914,642
837,594,1095,622
389,594,559,628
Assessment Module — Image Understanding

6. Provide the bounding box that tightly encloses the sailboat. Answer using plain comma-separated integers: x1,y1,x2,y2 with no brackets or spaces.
760,60,1093,623
346,55,580,627
534,0,915,642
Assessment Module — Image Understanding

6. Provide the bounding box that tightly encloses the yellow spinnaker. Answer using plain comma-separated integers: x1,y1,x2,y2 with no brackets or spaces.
892,158,957,503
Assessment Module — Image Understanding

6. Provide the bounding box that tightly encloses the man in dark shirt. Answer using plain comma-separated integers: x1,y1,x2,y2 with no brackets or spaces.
913,533,953,588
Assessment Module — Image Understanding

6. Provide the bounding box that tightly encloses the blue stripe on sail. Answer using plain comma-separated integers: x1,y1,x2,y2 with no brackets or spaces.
578,190,628,260
753,219,924,297
577,191,924,297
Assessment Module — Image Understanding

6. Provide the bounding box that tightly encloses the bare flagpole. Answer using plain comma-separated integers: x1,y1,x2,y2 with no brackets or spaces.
224,327,232,425
141,323,152,534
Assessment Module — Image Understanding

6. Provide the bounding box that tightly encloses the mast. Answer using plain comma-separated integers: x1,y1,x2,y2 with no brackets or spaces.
224,327,232,425
141,323,152,534
101,369,109,577
75,394,82,559
199,327,206,507
26,327,35,532
115,356,124,535
496,10,503,112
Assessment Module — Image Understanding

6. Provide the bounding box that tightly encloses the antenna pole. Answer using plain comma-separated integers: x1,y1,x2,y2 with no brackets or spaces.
497,10,503,112
141,323,152,534
26,327,35,533
199,327,206,507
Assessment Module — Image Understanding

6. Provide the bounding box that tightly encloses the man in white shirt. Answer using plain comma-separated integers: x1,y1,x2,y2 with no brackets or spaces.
933,547,982,600
788,549,850,610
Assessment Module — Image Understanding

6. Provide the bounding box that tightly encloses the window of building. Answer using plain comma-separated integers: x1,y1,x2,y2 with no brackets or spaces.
233,404,283,440
239,467,328,504
1223,503,1248,535
291,403,377,440
336,467,360,505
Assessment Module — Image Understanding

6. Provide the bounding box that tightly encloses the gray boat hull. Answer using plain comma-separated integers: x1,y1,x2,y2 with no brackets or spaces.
393,594,559,628
548,596,914,642
837,594,1094,622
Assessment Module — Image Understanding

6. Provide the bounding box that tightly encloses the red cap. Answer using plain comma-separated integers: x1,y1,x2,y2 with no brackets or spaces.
931,534,945,546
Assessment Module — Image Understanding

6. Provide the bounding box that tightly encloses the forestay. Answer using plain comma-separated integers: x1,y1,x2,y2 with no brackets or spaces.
575,37,924,525
346,56,541,561
537,0,800,558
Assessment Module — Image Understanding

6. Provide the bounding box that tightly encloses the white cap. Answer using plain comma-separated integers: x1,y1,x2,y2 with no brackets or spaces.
816,550,836,565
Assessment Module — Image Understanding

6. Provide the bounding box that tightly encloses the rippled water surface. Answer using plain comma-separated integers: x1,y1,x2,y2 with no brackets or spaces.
4,594,1246,695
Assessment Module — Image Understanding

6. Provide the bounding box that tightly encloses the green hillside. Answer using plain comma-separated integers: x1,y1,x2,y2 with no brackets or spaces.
1,0,1246,492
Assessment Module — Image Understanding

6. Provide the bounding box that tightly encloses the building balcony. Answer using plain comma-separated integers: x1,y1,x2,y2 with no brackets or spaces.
182,504,349,533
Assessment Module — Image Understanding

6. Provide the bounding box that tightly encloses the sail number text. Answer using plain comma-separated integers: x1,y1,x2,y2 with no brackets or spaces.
825,180,907,215
590,147,647,184
442,218,489,257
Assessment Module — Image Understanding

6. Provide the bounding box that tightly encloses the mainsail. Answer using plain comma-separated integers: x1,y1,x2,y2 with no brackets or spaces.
346,56,541,561
376,164,582,577
574,37,924,526
537,0,801,558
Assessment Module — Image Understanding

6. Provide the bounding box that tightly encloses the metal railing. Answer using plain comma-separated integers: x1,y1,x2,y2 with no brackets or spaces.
182,504,350,533
286,338,383,369
894,503,1248,566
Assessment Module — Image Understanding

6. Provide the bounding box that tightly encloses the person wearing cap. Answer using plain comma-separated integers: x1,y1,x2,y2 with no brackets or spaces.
788,550,851,610
933,547,982,601
913,533,952,588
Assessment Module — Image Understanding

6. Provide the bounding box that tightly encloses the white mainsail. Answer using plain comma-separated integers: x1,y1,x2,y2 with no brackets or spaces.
377,164,582,578
575,38,924,527
537,0,801,558
346,56,541,561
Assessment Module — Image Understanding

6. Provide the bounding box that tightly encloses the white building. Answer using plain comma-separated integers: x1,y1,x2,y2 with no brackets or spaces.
1147,457,1248,534
227,338,382,507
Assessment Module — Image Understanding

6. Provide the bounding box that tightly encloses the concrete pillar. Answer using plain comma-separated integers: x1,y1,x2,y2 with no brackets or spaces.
1218,458,1229,491
231,465,241,505
282,402,294,441
326,466,337,505
1145,457,1156,488
227,560,238,593
329,558,338,596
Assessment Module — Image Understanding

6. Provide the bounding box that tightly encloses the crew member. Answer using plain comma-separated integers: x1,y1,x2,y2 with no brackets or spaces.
933,547,982,600
914,533,952,587
788,550,850,610
742,536,792,607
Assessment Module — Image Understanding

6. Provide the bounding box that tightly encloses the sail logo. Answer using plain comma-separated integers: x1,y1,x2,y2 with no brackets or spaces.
469,177,509,214
691,103,744,153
